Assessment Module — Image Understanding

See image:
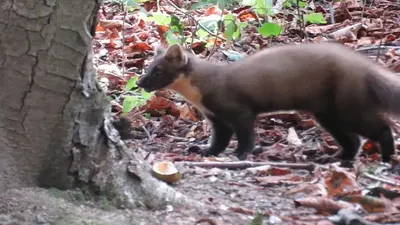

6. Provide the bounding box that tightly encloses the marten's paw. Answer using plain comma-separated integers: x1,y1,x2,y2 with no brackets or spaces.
235,152,248,161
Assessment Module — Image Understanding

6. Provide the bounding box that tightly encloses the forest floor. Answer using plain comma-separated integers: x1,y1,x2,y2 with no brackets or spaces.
3,0,400,225
94,0,400,224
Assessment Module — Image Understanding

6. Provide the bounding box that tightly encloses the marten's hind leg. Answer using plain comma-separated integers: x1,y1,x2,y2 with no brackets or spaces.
314,113,361,161
352,114,394,163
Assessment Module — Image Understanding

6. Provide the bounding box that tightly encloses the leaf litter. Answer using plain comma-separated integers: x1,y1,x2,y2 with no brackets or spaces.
95,0,400,224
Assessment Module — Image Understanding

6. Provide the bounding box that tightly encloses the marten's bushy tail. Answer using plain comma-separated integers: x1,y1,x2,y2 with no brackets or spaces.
367,68,400,115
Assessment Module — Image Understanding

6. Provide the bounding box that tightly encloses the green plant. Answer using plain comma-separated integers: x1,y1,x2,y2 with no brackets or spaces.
258,22,282,37
242,0,274,16
304,12,327,24
223,14,248,41
191,0,239,10
122,76,153,114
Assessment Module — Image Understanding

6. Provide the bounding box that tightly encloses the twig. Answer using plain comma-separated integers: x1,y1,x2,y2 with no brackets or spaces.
376,14,386,61
328,3,335,24
207,12,224,60
189,16,198,48
296,0,308,42
122,5,126,76
165,134,189,142
361,172,400,186
141,125,152,140
175,161,316,171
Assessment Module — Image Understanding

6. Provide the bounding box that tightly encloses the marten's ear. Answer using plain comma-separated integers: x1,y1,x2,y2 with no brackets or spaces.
164,44,188,66
154,45,166,56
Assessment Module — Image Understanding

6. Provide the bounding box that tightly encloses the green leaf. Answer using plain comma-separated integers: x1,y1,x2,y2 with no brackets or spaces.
170,15,184,33
249,211,263,225
149,12,171,26
196,29,209,39
224,22,237,42
258,22,282,37
125,76,138,91
165,30,182,46
141,89,153,100
298,0,308,7
198,15,221,33
122,96,139,113
234,21,247,39
123,0,140,7
304,13,327,24
191,0,215,9
242,0,256,5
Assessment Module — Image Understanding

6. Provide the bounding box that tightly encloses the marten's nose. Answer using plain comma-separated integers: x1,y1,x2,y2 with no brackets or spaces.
136,78,143,87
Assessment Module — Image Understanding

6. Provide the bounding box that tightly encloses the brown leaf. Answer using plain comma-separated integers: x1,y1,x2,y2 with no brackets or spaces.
125,42,152,53
178,103,199,121
255,174,302,185
284,182,328,197
324,165,359,197
99,19,124,30
228,207,255,215
294,197,354,214
341,195,397,213
268,167,292,176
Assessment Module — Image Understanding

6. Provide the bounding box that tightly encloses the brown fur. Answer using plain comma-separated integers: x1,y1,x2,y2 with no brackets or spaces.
137,43,400,162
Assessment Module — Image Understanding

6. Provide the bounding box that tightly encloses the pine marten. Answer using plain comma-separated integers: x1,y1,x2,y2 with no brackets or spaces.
136,43,400,162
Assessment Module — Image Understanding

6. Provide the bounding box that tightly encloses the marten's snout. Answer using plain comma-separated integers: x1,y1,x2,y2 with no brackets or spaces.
135,77,143,87
136,76,154,92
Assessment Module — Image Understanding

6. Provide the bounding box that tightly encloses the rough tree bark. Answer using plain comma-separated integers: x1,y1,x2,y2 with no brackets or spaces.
0,0,197,210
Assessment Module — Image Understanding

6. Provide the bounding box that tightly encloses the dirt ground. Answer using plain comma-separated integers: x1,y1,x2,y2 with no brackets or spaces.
0,177,320,225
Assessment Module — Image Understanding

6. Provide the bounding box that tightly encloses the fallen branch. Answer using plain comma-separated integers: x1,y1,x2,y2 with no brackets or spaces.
361,172,400,186
175,161,315,171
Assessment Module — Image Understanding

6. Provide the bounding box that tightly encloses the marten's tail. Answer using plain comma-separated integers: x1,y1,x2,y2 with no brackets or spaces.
367,68,400,115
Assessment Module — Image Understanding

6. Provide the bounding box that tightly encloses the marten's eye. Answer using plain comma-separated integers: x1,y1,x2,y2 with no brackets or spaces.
154,67,162,76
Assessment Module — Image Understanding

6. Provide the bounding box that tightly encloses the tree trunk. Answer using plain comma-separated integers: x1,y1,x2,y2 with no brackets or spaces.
0,0,196,210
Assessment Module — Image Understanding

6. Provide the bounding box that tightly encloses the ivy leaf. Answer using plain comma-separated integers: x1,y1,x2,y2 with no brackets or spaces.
304,13,327,24
122,96,139,113
258,22,282,37
125,76,138,91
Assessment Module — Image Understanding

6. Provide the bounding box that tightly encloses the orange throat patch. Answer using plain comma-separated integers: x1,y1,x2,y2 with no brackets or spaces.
166,75,211,115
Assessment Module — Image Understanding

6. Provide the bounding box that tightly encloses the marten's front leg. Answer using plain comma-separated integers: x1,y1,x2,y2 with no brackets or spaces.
202,115,233,157
230,111,256,160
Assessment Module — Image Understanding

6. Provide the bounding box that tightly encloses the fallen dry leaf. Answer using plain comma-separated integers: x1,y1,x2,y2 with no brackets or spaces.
340,195,398,213
284,182,328,197
294,197,354,214
255,174,303,185
324,165,360,197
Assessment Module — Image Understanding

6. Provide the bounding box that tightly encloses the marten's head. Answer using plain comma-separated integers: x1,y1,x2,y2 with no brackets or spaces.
136,44,191,92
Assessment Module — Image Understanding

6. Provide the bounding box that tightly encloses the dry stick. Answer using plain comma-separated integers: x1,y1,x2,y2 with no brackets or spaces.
175,161,316,171
328,3,335,24
122,5,126,76
361,172,400,186
296,0,306,41
207,12,224,60
376,14,386,61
